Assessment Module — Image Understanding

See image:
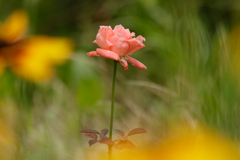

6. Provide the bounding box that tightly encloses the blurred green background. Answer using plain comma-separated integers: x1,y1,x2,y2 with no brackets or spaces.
1,0,240,159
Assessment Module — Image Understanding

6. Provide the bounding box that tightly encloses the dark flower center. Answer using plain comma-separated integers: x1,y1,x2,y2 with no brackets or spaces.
0,40,11,49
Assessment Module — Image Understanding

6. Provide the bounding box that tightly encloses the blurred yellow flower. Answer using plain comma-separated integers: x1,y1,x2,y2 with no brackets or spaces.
112,126,239,160
12,36,73,81
152,127,239,160
0,10,73,81
0,10,28,43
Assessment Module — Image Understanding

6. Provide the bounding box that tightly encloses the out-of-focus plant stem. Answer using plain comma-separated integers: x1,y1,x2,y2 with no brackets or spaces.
108,60,117,160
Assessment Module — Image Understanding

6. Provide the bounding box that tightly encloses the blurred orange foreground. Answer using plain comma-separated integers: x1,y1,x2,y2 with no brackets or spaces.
112,126,240,160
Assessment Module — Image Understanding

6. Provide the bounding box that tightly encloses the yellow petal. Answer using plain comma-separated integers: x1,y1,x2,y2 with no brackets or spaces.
24,36,74,64
110,127,239,160
152,127,240,160
0,10,28,43
11,36,73,82
12,53,53,82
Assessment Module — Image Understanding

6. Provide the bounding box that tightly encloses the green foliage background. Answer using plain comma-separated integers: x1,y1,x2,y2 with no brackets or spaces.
0,0,240,159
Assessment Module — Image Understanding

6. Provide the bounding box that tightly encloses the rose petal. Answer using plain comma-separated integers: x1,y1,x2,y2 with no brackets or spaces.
125,56,147,70
109,33,126,44
111,41,130,56
126,39,145,56
119,57,128,70
136,35,146,42
124,29,135,39
99,26,114,41
113,25,135,40
94,39,113,46
113,25,126,35
87,51,99,57
95,32,111,49
125,29,131,37
96,48,119,61
130,32,135,38
106,40,113,47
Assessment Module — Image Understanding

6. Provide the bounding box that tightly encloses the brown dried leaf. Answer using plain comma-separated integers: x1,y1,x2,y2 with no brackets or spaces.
98,137,115,146
114,129,125,137
115,140,135,150
79,129,100,134
83,133,97,140
101,129,108,136
127,128,147,137
89,140,98,146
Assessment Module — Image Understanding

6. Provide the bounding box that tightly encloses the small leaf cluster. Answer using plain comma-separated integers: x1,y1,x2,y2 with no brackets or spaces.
79,128,147,149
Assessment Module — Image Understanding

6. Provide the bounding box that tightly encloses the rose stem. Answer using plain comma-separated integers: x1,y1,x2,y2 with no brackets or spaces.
108,60,117,160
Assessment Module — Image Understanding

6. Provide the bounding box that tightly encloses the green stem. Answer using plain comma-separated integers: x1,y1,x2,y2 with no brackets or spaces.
108,60,117,160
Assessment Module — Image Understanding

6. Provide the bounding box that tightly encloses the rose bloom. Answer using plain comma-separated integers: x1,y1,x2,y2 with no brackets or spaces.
87,25,147,70
0,10,73,81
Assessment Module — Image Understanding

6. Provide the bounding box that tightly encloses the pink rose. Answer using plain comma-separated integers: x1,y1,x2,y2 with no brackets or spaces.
87,25,147,70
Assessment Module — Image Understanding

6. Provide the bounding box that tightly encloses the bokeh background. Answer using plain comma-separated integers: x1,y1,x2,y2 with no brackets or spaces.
1,0,240,159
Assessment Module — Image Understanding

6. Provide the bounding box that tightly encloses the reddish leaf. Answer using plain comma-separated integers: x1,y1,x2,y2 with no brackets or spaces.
127,128,147,137
101,129,108,136
100,134,107,140
114,129,125,137
98,138,115,146
115,140,135,149
83,133,97,140
118,136,128,141
79,129,100,134
89,140,98,146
